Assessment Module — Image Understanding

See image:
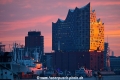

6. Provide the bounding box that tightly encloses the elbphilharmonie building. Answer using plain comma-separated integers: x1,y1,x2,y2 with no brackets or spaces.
52,3,104,52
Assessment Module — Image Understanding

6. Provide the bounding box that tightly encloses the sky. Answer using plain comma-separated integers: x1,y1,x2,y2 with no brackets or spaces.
0,0,120,56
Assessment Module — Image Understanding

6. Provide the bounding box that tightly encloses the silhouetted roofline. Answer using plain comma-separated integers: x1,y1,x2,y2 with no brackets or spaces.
54,2,90,23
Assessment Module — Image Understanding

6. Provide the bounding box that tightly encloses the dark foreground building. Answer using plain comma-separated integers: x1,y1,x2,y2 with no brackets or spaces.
25,31,44,53
25,31,44,62
110,56,120,71
52,3,104,71
53,51,103,72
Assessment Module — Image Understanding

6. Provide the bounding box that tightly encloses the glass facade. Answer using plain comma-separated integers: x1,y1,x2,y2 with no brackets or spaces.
52,3,104,52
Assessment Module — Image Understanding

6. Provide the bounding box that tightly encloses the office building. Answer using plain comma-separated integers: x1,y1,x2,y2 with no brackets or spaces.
25,31,44,53
25,31,44,62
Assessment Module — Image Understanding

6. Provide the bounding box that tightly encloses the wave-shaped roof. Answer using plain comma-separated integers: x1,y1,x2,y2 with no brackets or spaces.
59,18,64,22
55,2,90,23
69,9,74,12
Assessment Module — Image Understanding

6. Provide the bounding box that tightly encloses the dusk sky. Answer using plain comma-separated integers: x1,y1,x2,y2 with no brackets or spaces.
0,0,120,56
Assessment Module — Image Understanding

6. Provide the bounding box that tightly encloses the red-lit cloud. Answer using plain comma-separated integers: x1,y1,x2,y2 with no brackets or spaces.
0,0,13,4
0,15,60,31
22,4,31,8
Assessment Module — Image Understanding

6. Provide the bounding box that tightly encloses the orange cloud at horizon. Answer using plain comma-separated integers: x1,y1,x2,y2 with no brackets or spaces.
105,30,120,37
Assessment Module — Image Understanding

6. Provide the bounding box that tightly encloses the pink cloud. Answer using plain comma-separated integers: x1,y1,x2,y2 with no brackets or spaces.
0,15,60,31
1,32,52,52
22,4,31,8
54,2,82,8
10,14,15,17
0,0,13,4
44,33,52,47
52,1,120,9
0,14,61,52
92,1,120,6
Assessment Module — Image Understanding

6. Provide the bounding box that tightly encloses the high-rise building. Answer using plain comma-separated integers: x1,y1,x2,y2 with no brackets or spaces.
52,3,104,52
25,31,44,53
104,42,108,69
52,3,104,71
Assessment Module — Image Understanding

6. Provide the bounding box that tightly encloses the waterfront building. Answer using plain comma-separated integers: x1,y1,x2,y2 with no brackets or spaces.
43,53,53,69
25,31,44,62
52,3,104,71
110,56,120,71
53,51,103,72
52,3,104,52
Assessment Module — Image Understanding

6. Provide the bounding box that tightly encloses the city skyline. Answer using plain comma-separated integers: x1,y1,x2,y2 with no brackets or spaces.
0,0,120,56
